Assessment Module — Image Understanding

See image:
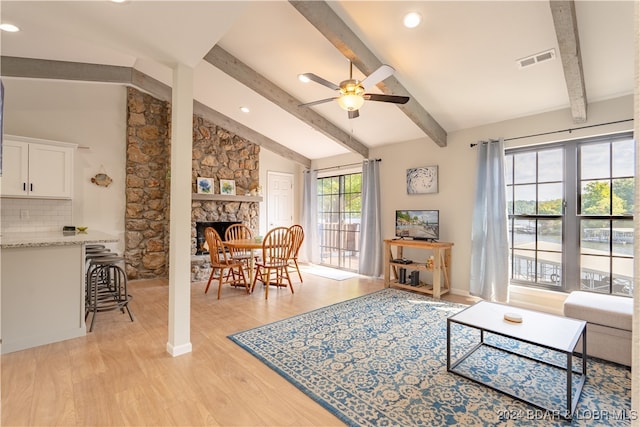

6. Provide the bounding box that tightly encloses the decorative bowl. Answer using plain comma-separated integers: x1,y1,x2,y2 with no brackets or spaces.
77,226,88,232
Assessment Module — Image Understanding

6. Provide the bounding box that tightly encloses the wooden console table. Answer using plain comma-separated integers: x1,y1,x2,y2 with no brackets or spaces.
384,239,453,298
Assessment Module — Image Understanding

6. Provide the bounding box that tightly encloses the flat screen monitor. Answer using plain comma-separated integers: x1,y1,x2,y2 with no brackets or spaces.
395,210,439,241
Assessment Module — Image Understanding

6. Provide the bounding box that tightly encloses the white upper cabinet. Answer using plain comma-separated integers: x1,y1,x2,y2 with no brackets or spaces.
2,135,76,199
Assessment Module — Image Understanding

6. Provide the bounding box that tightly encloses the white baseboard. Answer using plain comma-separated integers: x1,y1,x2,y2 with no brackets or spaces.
166,341,193,357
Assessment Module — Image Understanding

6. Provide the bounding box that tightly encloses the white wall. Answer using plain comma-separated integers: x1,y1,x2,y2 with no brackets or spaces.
369,95,633,297
2,79,127,253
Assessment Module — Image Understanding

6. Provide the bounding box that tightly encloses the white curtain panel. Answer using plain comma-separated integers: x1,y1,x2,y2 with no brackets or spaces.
300,169,320,263
358,159,383,277
469,139,509,302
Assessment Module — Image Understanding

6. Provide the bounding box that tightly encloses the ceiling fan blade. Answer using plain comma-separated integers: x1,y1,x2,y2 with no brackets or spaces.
361,64,395,89
364,94,410,104
348,110,360,119
300,73,340,91
299,97,338,107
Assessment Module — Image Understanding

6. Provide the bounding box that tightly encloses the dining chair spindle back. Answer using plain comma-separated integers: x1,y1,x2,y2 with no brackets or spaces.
204,227,249,299
251,226,294,299
288,224,305,282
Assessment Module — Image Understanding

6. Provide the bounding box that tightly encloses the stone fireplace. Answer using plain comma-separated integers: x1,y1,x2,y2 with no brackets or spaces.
125,86,261,282
190,198,259,281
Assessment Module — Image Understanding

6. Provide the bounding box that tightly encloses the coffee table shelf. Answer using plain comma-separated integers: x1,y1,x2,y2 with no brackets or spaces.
447,301,587,419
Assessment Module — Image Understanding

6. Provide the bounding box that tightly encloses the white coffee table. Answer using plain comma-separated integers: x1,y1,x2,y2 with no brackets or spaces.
447,301,587,419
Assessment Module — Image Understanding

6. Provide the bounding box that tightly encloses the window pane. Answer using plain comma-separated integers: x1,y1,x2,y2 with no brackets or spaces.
505,155,513,185
612,139,634,177
512,249,536,282
513,184,536,214
513,152,536,184
581,143,610,180
580,254,610,294
512,219,536,249
612,257,633,296
612,219,634,256
581,180,610,215
538,219,562,250
581,219,609,255
536,251,561,287
537,183,563,214
506,186,513,215
538,149,563,182
613,178,634,215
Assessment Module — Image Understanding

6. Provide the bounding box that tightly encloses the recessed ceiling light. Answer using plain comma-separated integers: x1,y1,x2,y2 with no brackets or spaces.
298,74,311,83
403,12,422,29
240,106,250,113
0,23,20,32
111,0,128,3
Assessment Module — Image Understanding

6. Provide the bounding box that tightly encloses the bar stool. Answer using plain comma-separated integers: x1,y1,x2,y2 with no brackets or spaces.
85,255,134,332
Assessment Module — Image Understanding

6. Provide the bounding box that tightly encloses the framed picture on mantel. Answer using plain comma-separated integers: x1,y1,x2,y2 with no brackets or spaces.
196,177,213,194
220,179,236,195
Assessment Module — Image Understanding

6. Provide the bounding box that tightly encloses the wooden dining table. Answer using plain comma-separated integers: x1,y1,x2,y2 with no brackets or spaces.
224,238,263,284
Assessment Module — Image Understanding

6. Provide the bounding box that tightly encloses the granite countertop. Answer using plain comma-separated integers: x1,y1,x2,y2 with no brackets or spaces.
0,230,119,248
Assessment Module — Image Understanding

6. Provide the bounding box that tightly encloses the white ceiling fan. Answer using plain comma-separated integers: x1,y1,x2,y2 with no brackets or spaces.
298,62,409,119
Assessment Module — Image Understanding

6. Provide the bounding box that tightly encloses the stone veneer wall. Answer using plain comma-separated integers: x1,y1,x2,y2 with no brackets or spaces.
125,87,260,281
190,117,260,281
125,88,171,279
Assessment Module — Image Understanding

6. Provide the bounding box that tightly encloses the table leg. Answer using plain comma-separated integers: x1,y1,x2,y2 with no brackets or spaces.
433,248,441,298
248,248,255,286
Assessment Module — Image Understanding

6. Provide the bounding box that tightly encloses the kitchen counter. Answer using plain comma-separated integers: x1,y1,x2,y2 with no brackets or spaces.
1,230,120,354
0,230,118,248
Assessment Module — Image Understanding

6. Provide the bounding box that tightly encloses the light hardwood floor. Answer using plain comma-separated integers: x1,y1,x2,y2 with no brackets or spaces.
1,270,473,426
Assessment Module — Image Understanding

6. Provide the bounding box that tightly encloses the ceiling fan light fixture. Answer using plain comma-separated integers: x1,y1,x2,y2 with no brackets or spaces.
337,80,365,111
403,12,422,29
337,93,365,111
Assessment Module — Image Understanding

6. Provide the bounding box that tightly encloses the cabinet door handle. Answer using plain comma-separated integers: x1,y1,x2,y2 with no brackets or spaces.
30,183,33,192
23,183,26,191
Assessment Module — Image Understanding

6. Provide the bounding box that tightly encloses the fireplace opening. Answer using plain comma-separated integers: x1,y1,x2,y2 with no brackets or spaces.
195,221,242,255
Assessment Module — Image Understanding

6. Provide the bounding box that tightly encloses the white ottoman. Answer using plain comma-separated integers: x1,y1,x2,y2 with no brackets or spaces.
563,291,632,366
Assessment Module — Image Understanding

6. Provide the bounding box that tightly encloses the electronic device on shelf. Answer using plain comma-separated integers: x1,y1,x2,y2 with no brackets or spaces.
392,258,413,264
395,209,439,241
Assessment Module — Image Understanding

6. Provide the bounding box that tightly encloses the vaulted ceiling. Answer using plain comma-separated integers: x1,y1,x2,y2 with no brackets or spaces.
0,1,635,167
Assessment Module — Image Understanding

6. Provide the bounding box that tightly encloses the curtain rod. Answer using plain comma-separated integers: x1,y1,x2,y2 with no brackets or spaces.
310,158,381,173
469,118,634,147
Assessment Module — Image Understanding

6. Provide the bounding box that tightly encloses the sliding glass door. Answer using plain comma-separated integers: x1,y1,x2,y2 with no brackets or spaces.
317,173,361,271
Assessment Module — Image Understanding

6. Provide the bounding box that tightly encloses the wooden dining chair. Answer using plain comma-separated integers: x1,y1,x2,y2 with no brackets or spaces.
224,223,254,268
204,227,249,299
288,224,305,282
251,226,294,299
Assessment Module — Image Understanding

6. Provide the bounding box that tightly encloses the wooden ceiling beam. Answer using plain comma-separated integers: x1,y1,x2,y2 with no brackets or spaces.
289,0,448,148
203,45,369,158
550,0,587,123
0,56,311,167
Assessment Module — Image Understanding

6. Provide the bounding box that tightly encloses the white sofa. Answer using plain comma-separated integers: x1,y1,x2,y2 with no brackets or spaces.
563,291,632,366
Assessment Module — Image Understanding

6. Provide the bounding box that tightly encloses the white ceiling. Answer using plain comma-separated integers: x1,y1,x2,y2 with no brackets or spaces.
0,1,635,161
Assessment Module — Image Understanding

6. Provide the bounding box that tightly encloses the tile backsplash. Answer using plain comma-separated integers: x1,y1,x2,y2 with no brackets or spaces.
1,198,73,233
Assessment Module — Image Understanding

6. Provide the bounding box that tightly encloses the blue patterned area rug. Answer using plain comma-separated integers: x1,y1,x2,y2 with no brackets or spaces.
228,289,632,426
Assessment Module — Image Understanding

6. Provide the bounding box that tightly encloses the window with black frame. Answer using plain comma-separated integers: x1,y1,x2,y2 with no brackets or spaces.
578,138,634,296
505,132,634,297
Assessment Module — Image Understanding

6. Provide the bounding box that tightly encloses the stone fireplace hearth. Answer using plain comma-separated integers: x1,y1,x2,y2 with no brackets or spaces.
190,198,259,281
